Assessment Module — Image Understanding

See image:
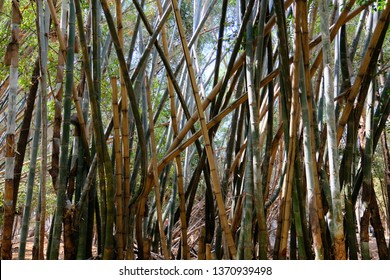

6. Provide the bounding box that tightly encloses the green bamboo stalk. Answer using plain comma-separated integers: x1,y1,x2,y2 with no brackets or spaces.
276,0,300,258
213,0,228,88
318,0,346,259
32,176,43,260
47,0,68,191
360,79,376,260
18,87,41,260
338,23,358,260
91,0,108,257
49,0,76,260
12,54,39,259
237,134,253,260
74,0,116,259
274,0,292,144
99,0,147,213
299,51,324,260
291,168,307,259
245,10,267,260
37,0,50,260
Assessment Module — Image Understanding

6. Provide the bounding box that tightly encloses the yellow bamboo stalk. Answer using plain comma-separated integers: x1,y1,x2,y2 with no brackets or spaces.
115,1,130,249
72,84,90,160
278,9,302,258
300,0,325,259
206,244,213,260
157,0,189,259
145,77,170,260
110,77,124,259
198,227,206,260
170,0,237,259
337,2,390,143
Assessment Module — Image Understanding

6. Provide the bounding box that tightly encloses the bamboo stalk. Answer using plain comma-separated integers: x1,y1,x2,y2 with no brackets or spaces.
99,0,147,211
110,77,124,259
37,0,50,260
245,9,267,259
145,77,170,260
298,0,324,260
50,0,76,259
337,2,390,143
318,0,346,260
18,82,42,260
114,1,129,258
170,0,236,259
156,0,189,260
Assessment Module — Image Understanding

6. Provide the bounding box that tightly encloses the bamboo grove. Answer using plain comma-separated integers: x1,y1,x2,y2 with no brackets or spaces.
0,0,389,260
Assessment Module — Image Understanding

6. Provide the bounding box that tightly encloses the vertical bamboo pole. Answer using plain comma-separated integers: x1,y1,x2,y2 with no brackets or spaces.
245,6,267,260
298,0,324,260
37,0,50,260
18,63,41,260
49,0,76,260
114,2,129,257
48,0,68,191
145,77,170,259
110,77,124,259
318,0,346,260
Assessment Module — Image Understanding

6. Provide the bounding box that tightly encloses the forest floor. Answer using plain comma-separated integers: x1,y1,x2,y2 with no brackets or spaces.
10,234,387,260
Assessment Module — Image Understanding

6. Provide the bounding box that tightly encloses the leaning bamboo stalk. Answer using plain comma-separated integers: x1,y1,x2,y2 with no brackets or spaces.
337,2,390,143
170,0,236,259
158,69,279,174
145,77,170,260
156,0,189,259
165,55,245,156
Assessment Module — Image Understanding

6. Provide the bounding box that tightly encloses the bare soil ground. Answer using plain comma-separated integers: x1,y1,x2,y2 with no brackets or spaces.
10,233,387,260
